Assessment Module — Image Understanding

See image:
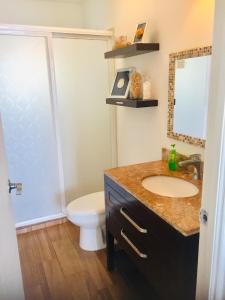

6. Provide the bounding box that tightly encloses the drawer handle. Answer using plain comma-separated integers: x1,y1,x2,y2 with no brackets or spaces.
120,207,148,234
116,101,124,105
121,229,148,259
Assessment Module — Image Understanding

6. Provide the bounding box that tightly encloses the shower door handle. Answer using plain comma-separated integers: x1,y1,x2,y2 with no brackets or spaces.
8,180,22,195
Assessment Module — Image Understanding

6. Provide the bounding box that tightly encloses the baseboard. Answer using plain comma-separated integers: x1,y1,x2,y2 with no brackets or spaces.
16,213,67,235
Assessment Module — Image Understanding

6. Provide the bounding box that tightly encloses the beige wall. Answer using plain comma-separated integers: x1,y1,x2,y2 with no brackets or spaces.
83,0,215,165
0,0,83,27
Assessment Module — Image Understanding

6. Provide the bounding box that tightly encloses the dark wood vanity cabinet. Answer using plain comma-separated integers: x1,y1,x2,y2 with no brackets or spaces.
104,175,199,300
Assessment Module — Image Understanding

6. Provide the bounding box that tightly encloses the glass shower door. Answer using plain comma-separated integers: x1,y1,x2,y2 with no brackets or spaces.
0,34,62,223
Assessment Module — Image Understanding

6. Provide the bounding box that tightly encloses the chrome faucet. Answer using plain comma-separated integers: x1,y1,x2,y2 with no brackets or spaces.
178,154,202,180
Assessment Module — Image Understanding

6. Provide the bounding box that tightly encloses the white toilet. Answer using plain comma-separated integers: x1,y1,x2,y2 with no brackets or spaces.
66,191,106,251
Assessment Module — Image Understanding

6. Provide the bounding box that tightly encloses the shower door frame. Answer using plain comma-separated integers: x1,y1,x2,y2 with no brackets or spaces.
0,24,116,226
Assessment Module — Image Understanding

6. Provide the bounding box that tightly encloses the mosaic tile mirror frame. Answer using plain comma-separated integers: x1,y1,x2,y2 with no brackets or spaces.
167,46,212,148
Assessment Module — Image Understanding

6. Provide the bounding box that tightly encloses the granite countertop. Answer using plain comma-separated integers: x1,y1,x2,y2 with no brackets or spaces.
104,160,202,237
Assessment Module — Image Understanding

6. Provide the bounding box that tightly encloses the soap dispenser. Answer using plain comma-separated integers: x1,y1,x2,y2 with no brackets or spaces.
168,144,177,171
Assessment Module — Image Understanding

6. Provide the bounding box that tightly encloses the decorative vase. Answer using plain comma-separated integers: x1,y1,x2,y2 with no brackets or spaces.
130,71,143,99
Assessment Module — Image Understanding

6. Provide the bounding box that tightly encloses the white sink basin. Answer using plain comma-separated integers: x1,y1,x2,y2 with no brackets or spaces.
142,175,199,198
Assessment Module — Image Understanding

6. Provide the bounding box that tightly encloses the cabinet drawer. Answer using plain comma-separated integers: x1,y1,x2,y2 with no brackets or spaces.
106,189,148,236
117,227,180,300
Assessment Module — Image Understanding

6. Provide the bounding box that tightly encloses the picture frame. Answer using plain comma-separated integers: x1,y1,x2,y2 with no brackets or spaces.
110,68,135,99
134,22,147,43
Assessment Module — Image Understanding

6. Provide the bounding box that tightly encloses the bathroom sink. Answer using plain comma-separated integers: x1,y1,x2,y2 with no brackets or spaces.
142,176,199,198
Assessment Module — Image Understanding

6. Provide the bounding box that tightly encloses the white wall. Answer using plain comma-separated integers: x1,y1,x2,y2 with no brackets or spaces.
0,0,83,27
53,37,115,204
82,0,215,165
83,0,114,30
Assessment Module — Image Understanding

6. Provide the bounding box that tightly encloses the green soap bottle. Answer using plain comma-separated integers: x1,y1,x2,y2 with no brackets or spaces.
168,144,177,171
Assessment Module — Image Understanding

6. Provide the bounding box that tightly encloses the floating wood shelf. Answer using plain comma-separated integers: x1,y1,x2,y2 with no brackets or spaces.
104,43,160,59
106,98,158,108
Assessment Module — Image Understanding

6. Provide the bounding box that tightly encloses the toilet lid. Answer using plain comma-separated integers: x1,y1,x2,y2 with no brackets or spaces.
67,191,105,216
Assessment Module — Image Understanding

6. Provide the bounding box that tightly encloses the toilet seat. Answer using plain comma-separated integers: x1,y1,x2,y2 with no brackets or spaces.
67,191,105,216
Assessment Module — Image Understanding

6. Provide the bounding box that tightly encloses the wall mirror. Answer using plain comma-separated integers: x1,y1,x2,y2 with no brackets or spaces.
167,46,212,147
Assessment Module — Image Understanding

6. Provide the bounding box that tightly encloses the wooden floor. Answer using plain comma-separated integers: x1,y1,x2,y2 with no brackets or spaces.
17,222,158,300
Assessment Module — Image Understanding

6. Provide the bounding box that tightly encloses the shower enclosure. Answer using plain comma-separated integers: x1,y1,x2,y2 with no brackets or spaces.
0,25,116,226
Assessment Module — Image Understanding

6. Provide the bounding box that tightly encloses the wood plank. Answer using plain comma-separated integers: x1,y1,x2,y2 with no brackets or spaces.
52,237,85,276
17,232,42,265
66,272,90,300
42,258,72,300
35,229,56,261
98,288,114,300
20,262,45,289
24,284,46,300
81,251,113,290
46,224,68,242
